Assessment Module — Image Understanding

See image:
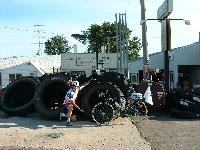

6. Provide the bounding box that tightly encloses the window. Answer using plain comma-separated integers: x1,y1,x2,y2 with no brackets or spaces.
130,73,138,83
29,73,34,76
9,73,22,82
9,74,15,82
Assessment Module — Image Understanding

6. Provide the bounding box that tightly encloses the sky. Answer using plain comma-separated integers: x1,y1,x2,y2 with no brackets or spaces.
0,0,199,58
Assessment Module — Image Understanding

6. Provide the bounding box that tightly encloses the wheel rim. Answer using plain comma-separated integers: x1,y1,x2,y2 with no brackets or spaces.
92,102,115,125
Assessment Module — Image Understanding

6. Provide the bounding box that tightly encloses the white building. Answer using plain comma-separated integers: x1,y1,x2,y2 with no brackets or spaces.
128,41,200,89
61,53,118,76
0,55,61,88
0,53,119,87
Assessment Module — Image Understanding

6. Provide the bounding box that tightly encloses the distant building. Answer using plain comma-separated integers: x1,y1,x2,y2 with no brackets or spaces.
128,41,200,89
61,53,118,76
0,55,61,88
0,53,119,87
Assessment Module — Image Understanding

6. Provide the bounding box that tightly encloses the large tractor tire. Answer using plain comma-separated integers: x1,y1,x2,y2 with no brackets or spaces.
34,75,71,120
80,82,123,120
80,72,129,98
0,88,4,110
38,72,70,82
0,77,39,116
101,72,129,98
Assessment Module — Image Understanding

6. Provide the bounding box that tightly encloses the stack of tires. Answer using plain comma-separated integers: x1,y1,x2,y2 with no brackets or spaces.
0,72,129,121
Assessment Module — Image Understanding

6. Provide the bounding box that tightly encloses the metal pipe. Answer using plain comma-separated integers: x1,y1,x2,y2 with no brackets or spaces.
124,13,129,77
119,14,123,74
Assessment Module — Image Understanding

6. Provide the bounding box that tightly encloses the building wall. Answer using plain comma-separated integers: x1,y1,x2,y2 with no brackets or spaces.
0,55,61,74
128,42,200,88
0,62,44,88
61,53,118,76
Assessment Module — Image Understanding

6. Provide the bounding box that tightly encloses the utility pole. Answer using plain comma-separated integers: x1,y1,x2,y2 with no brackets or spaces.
115,14,120,73
140,0,149,80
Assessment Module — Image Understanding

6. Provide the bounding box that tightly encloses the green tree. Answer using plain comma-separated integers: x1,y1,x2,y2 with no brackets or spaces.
44,35,70,55
78,22,141,60
128,37,142,60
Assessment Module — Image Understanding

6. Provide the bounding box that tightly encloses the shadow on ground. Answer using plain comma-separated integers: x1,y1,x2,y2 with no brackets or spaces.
0,110,105,130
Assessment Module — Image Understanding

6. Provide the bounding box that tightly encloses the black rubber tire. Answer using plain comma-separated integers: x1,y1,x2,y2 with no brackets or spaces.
84,72,129,98
38,72,70,82
102,72,129,98
0,77,39,116
81,82,123,120
0,88,4,110
34,75,71,120
0,96,2,110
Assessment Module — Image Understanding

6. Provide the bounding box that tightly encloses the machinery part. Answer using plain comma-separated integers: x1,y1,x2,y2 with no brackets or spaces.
92,102,115,125
0,77,39,116
126,100,148,116
34,75,70,120
172,87,200,113
137,81,165,112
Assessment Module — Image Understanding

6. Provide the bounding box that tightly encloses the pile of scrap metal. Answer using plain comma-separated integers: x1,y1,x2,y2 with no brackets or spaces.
169,87,200,119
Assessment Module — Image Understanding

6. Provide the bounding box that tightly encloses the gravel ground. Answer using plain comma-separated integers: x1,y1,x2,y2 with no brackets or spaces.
131,113,200,150
0,111,150,150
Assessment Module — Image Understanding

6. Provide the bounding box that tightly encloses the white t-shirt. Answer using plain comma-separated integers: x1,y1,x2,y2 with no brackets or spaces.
63,89,78,105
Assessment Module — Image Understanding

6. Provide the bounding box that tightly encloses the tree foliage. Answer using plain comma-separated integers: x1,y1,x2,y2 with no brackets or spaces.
79,22,141,60
128,37,142,60
44,35,70,55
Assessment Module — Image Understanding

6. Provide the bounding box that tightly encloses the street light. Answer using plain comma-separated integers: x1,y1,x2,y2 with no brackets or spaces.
140,19,191,25
140,18,190,94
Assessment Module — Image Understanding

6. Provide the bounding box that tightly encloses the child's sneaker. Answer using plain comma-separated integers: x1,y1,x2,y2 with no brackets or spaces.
66,121,73,127
59,113,66,121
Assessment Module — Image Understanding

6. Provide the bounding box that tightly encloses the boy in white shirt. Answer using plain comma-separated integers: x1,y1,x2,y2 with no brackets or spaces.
60,81,83,126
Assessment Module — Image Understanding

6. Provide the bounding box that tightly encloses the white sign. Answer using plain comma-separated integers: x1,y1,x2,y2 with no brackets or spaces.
157,0,173,20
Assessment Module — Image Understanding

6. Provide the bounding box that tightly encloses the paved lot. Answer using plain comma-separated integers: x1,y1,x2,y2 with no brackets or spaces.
1,110,200,150
131,113,200,150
